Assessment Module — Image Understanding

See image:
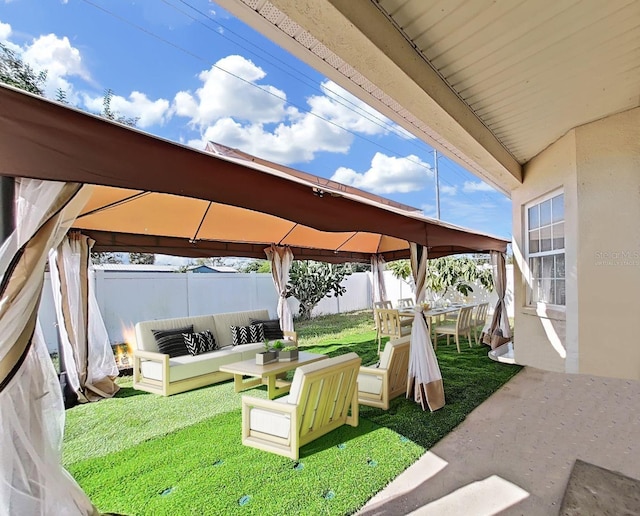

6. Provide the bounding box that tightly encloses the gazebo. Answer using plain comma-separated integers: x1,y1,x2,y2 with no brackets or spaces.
0,84,509,514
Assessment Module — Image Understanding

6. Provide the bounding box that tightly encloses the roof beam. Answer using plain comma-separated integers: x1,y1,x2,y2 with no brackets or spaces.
217,0,522,194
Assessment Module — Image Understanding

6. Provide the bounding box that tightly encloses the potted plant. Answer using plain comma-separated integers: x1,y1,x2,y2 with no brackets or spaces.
278,345,299,362
256,339,278,365
271,340,284,357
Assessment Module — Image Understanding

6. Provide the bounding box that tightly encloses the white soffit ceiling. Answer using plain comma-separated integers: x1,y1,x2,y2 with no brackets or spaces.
376,0,640,163
217,0,640,194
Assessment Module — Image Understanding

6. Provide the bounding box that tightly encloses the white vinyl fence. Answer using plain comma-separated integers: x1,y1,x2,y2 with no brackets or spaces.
39,266,513,353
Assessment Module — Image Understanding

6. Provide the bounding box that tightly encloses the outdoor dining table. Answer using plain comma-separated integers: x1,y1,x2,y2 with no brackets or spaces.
398,304,478,339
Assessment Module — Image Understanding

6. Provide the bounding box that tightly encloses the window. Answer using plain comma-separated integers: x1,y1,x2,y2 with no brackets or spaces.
526,192,565,306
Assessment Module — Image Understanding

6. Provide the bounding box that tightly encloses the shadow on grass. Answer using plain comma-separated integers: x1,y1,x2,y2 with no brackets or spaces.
114,386,151,399
303,335,522,450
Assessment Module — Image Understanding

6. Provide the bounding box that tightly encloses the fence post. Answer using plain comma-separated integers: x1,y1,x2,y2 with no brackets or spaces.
95,269,106,316
186,271,192,316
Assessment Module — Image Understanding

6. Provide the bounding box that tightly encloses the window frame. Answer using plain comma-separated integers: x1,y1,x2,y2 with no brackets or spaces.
525,189,565,308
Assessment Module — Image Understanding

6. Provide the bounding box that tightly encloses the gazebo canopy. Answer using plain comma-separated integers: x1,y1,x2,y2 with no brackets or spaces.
0,85,509,261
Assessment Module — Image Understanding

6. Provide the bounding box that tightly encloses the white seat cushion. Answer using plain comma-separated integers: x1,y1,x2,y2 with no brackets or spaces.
249,397,291,438
357,372,382,395
140,342,263,382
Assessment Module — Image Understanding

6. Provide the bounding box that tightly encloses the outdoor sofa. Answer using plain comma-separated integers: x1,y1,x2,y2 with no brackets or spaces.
133,309,296,396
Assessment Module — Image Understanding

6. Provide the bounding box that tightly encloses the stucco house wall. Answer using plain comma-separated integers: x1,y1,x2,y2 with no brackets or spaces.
512,107,640,380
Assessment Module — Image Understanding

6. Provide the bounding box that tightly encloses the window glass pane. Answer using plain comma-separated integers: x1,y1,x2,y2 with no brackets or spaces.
539,199,552,226
542,255,555,278
552,194,564,223
529,229,540,253
555,280,566,305
555,254,565,278
529,257,541,278
540,277,553,303
528,205,539,229
531,279,541,303
552,222,564,250
540,226,552,252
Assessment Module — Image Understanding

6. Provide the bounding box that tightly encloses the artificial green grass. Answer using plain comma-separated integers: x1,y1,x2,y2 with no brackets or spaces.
69,411,422,515
63,310,521,515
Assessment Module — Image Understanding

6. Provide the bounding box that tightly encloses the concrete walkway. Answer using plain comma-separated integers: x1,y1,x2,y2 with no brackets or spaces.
359,367,640,515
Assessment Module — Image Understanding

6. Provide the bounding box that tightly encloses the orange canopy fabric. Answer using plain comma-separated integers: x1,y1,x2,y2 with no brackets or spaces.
0,85,509,262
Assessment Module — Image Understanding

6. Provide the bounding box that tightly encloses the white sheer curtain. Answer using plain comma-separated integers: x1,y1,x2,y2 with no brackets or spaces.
406,243,445,412
482,250,512,348
49,232,119,402
370,254,387,304
265,244,294,333
0,179,97,515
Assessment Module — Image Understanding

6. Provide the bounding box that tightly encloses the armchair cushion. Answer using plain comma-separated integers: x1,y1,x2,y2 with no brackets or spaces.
357,371,383,395
248,397,292,438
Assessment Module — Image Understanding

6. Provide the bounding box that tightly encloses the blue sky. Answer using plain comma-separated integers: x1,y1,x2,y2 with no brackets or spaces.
0,0,512,247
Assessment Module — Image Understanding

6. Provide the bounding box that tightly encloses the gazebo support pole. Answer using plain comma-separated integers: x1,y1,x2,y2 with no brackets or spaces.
0,176,14,241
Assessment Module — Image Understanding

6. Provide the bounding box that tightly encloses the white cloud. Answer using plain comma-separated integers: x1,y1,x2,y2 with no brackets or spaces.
318,81,415,140
19,33,90,100
187,114,351,163
174,58,418,163
440,184,458,196
463,180,495,193
173,55,289,126
82,91,170,128
421,203,437,218
331,152,432,194
0,21,11,40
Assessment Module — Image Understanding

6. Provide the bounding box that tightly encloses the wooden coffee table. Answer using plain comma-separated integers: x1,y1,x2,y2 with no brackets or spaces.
219,351,327,399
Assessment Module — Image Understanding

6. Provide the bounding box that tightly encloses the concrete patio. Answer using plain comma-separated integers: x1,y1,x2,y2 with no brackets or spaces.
359,367,640,515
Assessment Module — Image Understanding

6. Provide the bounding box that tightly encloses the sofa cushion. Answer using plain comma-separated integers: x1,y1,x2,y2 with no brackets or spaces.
231,323,264,346
140,342,263,382
152,326,193,357
249,318,284,340
182,330,217,356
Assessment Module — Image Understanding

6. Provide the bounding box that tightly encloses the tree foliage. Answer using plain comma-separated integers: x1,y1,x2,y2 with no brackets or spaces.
241,260,271,273
286,261,352,320
0,43,47,95
90,252,123,265
102,88,139,127
388,256,494,298
129,253,155,265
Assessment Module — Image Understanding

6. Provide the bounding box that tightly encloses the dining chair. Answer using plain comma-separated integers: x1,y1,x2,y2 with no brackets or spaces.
373,300,393,310
374,308,412,354
472,302,490,345
432,305,474,353
396,298,414,309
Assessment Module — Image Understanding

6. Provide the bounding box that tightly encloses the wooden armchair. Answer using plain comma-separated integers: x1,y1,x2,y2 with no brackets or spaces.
358,336,410,410
241,353,361,460
375,308,413,354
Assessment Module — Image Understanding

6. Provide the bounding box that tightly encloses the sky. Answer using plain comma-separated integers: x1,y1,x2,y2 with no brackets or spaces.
0,0,512,263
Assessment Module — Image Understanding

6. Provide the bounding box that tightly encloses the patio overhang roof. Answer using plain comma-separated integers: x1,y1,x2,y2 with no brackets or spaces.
0,85,508,262
217,0,640,195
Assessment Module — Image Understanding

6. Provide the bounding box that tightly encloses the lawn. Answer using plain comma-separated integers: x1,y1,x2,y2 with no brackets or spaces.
63,310,521,515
